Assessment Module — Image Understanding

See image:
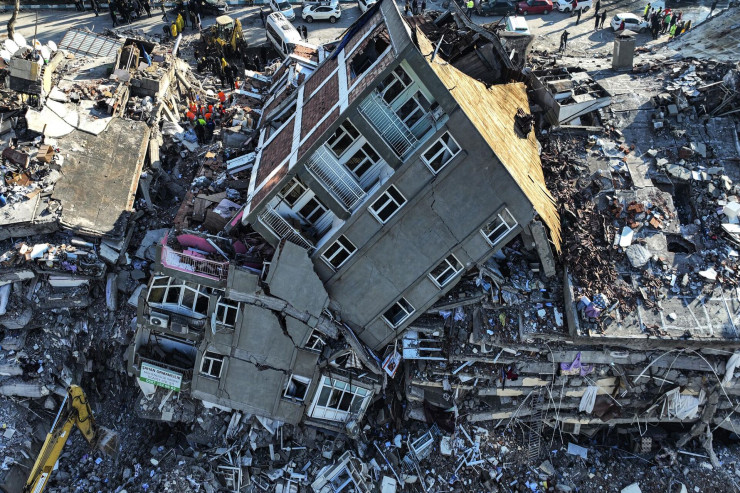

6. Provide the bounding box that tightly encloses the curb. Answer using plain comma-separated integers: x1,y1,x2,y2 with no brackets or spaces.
0,1,289,11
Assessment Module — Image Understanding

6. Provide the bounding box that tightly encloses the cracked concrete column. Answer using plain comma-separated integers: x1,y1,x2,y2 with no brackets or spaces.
530,219,557,278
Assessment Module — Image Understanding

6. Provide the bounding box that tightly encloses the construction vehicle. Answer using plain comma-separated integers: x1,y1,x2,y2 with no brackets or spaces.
23,385,118,493
201,15,248,60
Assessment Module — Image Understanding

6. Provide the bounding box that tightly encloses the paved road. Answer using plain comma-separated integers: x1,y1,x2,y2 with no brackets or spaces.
0,0,721,59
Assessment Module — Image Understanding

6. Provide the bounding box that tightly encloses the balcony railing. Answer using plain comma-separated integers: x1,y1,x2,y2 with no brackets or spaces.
161,244,229,281
306,146,366,211
359,92,420,157
258,206,315,252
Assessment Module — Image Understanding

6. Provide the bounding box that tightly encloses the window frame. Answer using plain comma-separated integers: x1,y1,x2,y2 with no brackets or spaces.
297,196,328,225
344,143,381,182
422,131,461,174
284,374,312,401
278,177,308,208
308,376,372,421
200,351,225,379
147,276,210,317
321,235,357,270
480,208,518,247
327,121,361,158
429,254,464,288
305,329,327,352
214,298,239,329
369,185,406,224
379,66,412,105
382,297,415,328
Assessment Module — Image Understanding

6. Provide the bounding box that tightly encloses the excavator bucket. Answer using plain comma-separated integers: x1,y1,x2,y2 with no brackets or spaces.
96,427,119,457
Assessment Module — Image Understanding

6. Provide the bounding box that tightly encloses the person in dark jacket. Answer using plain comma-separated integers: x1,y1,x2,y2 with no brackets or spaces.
109,0,119,26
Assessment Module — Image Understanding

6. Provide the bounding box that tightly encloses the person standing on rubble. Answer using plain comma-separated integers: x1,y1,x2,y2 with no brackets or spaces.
205,118,215,142
575,7,582,24
559,30,569,52
593,0,599,17
643,2,650,20
195,117,206,145
594,11,599,30
75,0,84,12
599,10,606,28
90,0,100,16
466,0,474,16
259,7,267,27
160,0,169,21
142,0,152,18
421,1,426,13
225,65,235,91
709,0,717,17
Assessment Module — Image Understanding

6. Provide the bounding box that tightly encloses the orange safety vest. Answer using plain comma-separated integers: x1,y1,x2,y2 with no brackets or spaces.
186,111,196,121
205,112,212,120
218,91,226,103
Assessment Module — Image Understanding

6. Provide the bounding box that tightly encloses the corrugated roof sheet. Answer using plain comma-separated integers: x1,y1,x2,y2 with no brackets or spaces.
415,28,562,252
59,29,123,58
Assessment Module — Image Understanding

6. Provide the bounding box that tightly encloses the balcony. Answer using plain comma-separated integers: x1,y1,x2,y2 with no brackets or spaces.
258,206,315,252
160,244,230,281
306,146,366,211
358,92,438,158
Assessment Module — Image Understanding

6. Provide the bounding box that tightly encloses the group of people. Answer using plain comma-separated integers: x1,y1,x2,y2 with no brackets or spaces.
108,0,153,27
641,3,690,40
185,94,230,145
403,0,428,16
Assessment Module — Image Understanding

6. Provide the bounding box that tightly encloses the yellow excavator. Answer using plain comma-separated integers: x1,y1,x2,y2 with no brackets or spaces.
201,15,248,60
23,385,118,493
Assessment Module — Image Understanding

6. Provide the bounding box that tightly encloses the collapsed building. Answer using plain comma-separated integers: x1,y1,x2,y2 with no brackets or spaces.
0,1,740,492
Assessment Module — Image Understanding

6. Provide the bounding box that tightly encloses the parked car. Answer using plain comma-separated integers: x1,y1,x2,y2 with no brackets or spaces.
555,0,591,13
476,0,516,17
358,0,377,13
610,13,649,33
269,0,296,21
302,3,341,22
504,15,531,34
197,0,229,15
516,0,553,15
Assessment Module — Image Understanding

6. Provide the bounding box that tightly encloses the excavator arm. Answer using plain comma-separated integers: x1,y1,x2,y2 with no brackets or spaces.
23,385,117,493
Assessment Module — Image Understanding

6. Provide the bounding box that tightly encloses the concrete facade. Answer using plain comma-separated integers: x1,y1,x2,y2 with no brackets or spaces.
241,0,555,351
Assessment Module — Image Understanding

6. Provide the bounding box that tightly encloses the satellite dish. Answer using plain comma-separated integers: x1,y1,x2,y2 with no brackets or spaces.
40,46,51,61
33,40,42,50
0,50,11,64
3,39,19,55
13,33,27,48
47,40,57,52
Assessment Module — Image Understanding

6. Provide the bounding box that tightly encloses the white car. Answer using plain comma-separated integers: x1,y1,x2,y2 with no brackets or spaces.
302,3,342,22
270,0,296,21
358,0,377,12
556,0,592,13
610,13,649,33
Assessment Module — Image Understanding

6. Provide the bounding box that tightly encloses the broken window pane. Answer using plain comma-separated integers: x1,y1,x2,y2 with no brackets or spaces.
370,185,406,224
349,27,391,79
396,92,427,129
298,197,328,224
284,375,311,401
383,297,414,327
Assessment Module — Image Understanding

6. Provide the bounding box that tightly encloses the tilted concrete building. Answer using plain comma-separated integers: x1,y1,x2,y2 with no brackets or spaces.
241,0,561,351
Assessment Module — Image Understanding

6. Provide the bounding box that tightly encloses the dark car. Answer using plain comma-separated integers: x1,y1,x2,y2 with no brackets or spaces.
197,0,229,15
516,0,553,15
477,0,516,17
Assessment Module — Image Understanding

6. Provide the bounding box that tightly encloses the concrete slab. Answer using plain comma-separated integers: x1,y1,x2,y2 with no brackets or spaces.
266,241,329,318
52,118,150,239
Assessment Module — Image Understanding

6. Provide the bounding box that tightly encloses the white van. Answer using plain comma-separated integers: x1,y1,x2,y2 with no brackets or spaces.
266,12,304,58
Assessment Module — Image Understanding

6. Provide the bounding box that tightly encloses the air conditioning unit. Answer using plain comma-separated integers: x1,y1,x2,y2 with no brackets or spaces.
149,312,170,328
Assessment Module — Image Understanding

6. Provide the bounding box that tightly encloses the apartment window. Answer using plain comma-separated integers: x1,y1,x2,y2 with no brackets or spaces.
369,185,406,224
481,208,518,247
278,177,307,207
327,121,360,157
308,376,372,421
379,66,412,105
345,143,380,182
298,197,328,224
349,27,391,78
200,351,224,378
423,132,461,174
383,297,415,328
305,329,326,351
322,235,357,270
396,92,428,129
284,375,311,401
215,298,239,328
430,254,464,288
147,276,210,316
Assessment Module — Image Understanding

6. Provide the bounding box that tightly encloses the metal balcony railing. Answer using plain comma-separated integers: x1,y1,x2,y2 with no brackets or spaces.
258,206,315,252
161,244,229,281
359,92,419,157
306,146,366,211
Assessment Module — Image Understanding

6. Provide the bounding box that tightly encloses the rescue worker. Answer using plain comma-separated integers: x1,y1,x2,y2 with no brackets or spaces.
218,91,226,104
643,2,650,20
142,0,152,18
559,30,569,53
109,0,119,26
195,116,207,144
466,0,474,16
205,118,216,142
